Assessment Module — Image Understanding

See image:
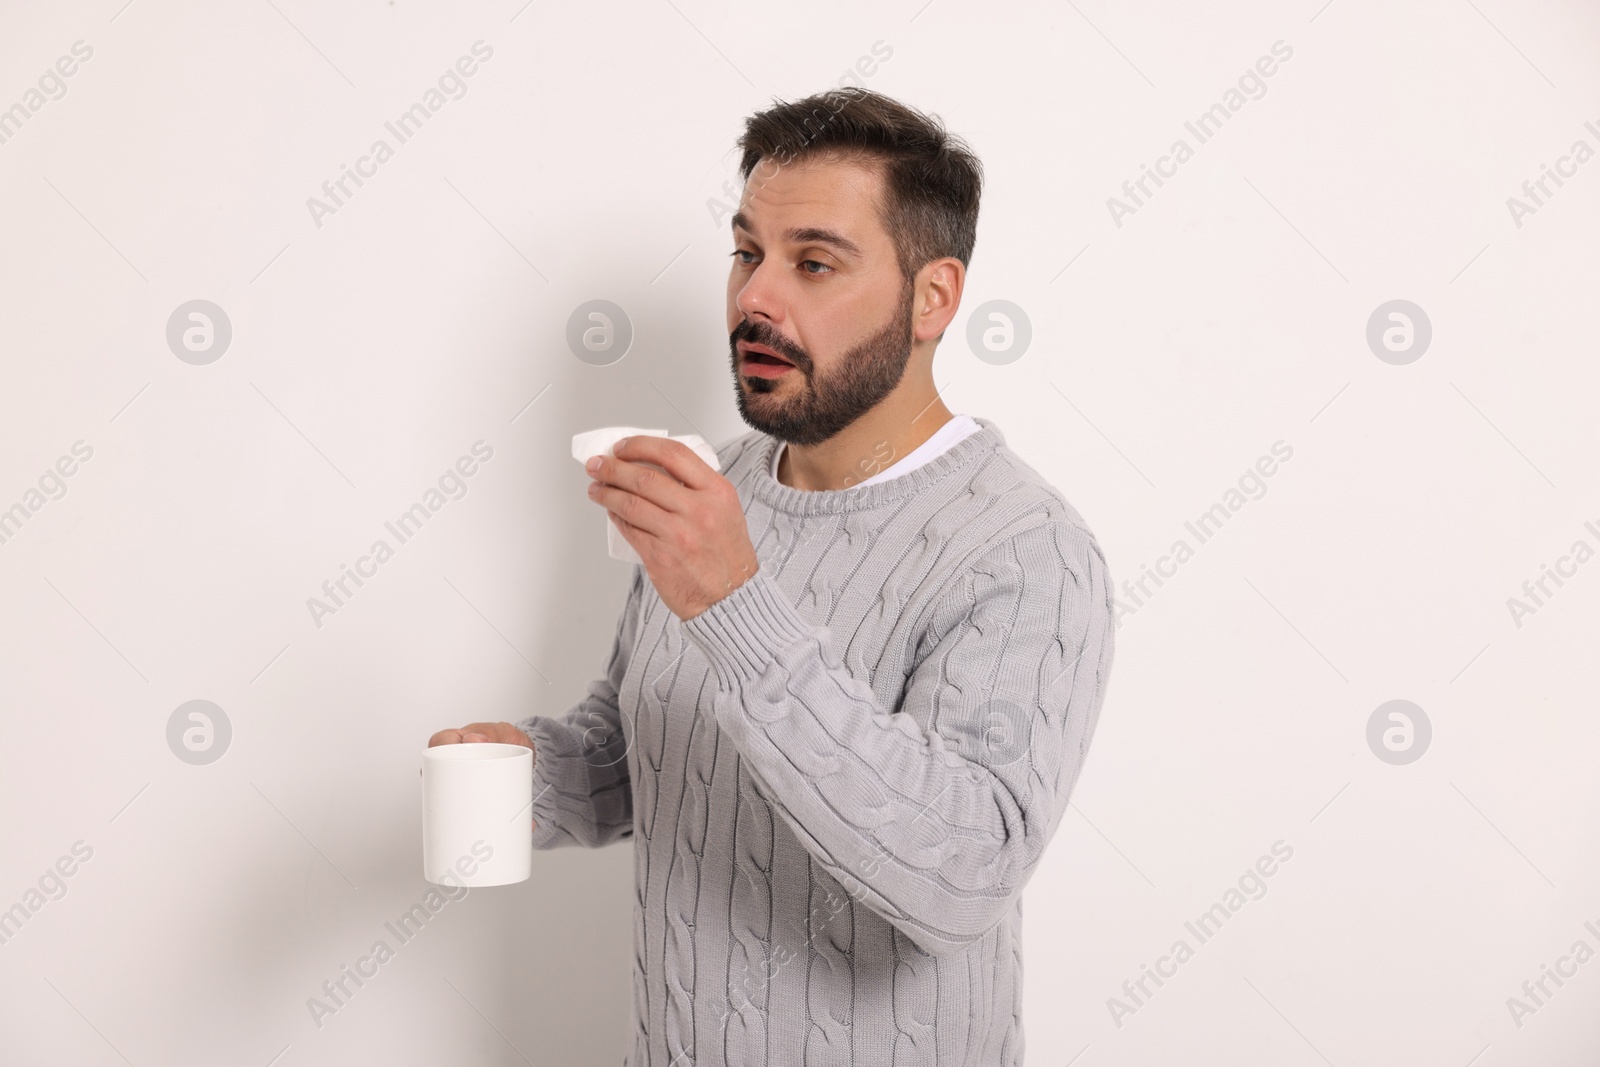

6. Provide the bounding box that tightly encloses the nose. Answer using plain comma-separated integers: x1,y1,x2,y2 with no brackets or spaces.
733,260,780,325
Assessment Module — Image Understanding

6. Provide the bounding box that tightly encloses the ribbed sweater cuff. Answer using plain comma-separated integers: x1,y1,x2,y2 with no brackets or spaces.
680,569,814,691
517,715,569,850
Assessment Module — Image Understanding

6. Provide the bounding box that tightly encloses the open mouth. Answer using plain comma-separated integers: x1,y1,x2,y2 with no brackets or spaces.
739,342,797,377
740,342,794,365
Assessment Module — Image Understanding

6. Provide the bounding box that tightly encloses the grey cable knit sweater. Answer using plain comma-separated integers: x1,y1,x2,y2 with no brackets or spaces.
517,415,1115,1066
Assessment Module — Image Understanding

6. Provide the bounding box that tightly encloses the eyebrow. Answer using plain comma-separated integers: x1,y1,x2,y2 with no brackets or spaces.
731,212,864,259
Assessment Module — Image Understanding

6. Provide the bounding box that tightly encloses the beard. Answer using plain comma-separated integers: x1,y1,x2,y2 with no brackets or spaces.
729,280,916,447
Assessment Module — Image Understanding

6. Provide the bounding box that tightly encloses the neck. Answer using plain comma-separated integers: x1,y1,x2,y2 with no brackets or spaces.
777,376,954,491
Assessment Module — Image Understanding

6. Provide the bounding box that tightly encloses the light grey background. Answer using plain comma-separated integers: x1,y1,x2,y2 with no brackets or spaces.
2,1,1597,1064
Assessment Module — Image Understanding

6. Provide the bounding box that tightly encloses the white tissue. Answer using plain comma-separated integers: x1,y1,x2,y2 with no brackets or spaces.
572,426,723,563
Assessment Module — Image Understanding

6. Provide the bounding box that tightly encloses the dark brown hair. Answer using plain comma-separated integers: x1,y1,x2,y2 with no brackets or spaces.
735,88,983,283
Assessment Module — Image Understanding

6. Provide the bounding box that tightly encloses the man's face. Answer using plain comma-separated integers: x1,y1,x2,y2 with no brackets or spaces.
726,155,915,447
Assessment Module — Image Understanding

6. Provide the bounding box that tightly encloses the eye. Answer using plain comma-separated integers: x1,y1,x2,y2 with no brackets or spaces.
730,249,756,265
800,259,833,275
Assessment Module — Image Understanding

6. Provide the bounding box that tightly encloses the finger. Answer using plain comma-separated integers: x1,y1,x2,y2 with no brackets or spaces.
607,436,717,494
434,723,533,748
477,722,534,749
616,435,718,491
589,481,673,540
481,722,535,749
589,455,691,517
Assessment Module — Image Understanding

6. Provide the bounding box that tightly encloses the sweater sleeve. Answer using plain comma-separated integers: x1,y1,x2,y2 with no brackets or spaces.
515,565,644,850
680,518,1115,957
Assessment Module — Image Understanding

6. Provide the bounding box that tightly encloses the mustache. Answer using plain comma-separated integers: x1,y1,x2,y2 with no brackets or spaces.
731,320,808,371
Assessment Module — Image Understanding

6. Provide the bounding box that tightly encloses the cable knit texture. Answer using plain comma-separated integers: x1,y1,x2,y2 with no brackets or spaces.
517,415,1115,1066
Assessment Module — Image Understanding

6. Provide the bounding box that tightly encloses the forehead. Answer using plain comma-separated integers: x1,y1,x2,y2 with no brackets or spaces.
733,155,890,250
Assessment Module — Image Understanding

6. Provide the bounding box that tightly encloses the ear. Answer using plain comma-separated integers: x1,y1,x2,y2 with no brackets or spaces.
911,256,966,345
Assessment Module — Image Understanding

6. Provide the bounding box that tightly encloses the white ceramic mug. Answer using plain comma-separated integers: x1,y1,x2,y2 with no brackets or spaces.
421,742,532,886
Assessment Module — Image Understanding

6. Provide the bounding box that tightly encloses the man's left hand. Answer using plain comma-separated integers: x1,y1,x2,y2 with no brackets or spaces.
585,435,760,621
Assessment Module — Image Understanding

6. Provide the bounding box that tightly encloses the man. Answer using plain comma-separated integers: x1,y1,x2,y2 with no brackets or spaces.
430,87,1115,1066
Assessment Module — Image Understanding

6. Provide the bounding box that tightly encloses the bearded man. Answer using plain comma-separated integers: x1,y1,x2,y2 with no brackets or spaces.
432,87,1116,1067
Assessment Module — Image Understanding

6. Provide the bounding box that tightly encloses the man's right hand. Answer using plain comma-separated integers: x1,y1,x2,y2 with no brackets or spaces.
428,721,534,752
